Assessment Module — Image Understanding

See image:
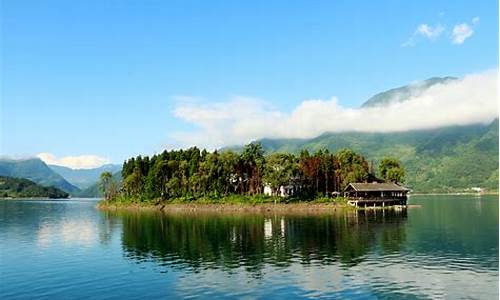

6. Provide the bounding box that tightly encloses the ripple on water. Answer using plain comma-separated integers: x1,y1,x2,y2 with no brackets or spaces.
1,197,498,299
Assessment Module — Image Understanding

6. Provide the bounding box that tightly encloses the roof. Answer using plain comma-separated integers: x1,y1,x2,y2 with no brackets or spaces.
345,182,409,192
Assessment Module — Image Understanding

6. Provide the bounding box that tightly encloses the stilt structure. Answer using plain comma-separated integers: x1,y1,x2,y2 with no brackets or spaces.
344,182,409,208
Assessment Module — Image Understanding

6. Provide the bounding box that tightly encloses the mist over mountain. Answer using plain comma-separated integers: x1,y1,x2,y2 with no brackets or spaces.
361,77,457,108
174,72,496,148
230,77,498,193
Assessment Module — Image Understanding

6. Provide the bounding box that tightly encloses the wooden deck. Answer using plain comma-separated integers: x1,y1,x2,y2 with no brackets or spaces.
347,197,407,208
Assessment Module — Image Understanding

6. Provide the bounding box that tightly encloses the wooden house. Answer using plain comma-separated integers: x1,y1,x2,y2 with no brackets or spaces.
344,182,409,207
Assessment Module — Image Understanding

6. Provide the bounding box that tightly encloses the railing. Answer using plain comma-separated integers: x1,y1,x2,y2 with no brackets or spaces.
347,197,407,201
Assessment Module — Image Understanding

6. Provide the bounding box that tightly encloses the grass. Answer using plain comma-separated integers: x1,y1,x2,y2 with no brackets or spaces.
100,194,350,207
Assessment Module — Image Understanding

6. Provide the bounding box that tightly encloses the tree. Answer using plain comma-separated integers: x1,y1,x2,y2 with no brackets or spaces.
263,153,297,196
108,143,400,203
335,149,369,189
123,167,144,198
379,158,405,183
241,142,266,195
99,171,118,201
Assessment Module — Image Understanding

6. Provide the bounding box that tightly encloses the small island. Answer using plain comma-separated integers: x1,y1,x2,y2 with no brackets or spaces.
98,142,406,212
0,176,69,199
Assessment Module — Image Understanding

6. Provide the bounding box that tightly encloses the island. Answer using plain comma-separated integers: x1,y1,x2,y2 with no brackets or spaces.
98,142,407,212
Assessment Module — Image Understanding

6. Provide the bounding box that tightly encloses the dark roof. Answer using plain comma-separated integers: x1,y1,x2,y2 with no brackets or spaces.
345,182,409,192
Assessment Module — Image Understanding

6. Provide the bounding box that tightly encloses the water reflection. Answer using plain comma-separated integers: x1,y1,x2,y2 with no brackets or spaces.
109,209,408,272
1,197,497,299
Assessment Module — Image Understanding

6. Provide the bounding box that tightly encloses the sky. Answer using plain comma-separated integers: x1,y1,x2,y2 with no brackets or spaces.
1,0,498,168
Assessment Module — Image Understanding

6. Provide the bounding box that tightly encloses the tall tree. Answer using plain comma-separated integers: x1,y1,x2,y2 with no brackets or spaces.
263,153,297,196
99,171,118,201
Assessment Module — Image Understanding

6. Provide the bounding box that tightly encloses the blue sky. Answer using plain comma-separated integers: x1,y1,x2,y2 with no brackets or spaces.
1,0,498,167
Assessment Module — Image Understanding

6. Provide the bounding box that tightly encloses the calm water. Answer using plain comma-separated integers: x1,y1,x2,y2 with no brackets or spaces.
0,196,498,299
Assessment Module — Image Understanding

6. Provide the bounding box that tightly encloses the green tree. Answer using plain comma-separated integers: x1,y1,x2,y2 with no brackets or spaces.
241,142,266,195
336,149,369,189
263,153,297,195
123,167,144,198
379,158,405,183
99,171,118,201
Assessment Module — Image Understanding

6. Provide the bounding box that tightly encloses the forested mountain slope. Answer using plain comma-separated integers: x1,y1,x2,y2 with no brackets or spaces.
0,158,80,194
252,119,498,192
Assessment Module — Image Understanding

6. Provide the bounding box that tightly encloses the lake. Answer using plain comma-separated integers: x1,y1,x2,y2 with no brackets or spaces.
0,195,498,299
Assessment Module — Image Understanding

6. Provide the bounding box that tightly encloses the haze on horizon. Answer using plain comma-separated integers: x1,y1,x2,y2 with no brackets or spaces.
1,1,498,169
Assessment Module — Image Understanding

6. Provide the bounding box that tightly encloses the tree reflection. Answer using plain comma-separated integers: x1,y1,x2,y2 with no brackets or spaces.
109,209,407,273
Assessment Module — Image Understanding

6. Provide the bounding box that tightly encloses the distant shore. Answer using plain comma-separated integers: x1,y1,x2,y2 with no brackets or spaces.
410,192,498,196
0,197,69,200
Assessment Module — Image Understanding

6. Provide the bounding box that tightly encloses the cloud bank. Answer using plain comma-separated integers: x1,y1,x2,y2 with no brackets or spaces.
172,71,498,149
37,153,110,169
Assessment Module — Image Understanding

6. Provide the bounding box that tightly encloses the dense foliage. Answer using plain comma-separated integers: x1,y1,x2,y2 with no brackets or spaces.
0,176,69,198
108,143,400,202
379,158,405,183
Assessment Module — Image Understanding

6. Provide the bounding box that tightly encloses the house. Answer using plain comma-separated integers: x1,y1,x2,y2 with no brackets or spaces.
470,187,483,193
344,182,409,207
264,184,299,197
263,176,302,197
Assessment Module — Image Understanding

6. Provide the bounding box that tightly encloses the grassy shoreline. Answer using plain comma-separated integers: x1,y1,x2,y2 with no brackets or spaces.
98,202,352,214
97,195,353,213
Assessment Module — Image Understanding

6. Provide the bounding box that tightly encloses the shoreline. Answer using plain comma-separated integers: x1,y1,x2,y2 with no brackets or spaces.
97,201,354,214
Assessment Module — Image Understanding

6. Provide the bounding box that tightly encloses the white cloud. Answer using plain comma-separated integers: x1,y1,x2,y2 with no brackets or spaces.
37,153,110,169
403,17,480,46
402,24,444,47
452,23,474,44
416,24,445,39
171,71,498,149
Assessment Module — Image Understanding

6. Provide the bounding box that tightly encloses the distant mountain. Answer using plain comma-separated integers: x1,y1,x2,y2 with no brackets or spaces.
0,158,80,194
0,176,69,198
251,119,498,193
76,171,122,198
361,77,456,108
49,164,122,189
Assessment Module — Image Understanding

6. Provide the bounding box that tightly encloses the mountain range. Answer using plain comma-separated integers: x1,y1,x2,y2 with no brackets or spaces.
48,164,121,189
238,76,499,192
0,158,80,194
0,158,122,197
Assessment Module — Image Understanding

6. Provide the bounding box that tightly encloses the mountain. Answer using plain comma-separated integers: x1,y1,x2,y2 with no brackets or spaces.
0,176,69,198
76,171,122,198
239,76,498,193
49,164,122,189
0,158,80,194
253,119,498,193
361,77,456,108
